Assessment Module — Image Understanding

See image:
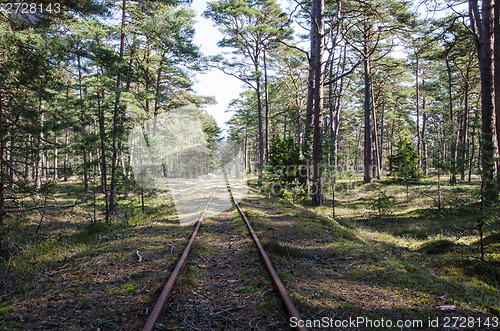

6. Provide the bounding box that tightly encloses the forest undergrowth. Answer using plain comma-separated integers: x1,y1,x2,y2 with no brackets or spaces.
0,175,498,329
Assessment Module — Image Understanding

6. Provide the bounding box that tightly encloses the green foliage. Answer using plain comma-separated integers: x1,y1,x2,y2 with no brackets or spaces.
369,190,396,218
204,0,291,51
267,137,302,183
388,138,421,183
282,179,306,204
262,138,305,198
71,222,110,244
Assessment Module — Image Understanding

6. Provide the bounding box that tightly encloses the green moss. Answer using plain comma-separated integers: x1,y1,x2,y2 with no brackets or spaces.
118,283,137,294
0,306,13,315
258,301,268,309
0,300,14,308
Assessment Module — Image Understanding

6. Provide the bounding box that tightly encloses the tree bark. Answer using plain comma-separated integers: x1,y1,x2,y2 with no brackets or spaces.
297,107,303,148
363,28,373,184
110,0,127,212
494,0,500,169
0,91,5,227
145,38,151,117
25,135,30,180
422,94,428,176
302,53,314,190
153,58,164,135
264,49,270,160
446,53,457,185
494,0,500,183
97,71,110,222
77,54,88,191
459,80,469,180
379,102,385,170
35,99,44,192
256,62,264,175
469,0,498,201
64,130,69,181
8,134,14,187
469,107,478,182
415,54,420,165
54,136,58,180
244,124,248,171
304,57,314,151
355,124,361,171
311,0,324,206
371,77,380,180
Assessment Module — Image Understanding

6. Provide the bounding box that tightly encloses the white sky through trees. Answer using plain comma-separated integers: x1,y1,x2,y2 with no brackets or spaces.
190,0,301,135
189,0,464,134
191,0,242,135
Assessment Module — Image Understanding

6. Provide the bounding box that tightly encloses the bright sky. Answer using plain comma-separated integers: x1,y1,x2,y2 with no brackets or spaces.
188,0,447,134
190,1,243,135
189,0,301,135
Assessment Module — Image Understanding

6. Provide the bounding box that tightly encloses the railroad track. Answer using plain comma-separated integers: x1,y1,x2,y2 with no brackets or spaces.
143,183,306,331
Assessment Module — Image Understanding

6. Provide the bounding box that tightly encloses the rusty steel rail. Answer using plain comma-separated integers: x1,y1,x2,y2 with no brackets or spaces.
143,186,218,331
226,184,307,331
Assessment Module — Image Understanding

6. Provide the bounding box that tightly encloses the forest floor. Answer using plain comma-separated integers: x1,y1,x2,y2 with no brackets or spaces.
0,174,499,330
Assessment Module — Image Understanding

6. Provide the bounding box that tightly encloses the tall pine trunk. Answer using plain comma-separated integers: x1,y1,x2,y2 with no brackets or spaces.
8,134,14,188
415,54,421,165
494,0,500,183
311,0,324,206
422,95,428,176
54,137,58,180
446,54,457,185
363,28,373,184
469,0,498,201
63,130,69,181
110,0,127,212
78,54,89,192
35,99,44,192
459,80,469,180
97,71,110,222
371,81,380,180
264,49,270,160
0,92,5,227
379,102,385,169
256,62,264,178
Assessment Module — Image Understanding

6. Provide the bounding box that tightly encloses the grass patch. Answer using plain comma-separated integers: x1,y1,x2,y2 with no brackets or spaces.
248,174,500,317
418,239,457,255
178,265,203,288
235,281,271,293
118,282,137,294
0,306,13,315
70,222,110,244
262,238,302,260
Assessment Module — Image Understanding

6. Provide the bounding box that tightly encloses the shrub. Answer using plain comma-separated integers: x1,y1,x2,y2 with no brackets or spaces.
282,179,306,204
369,190,396,218
267,137,302,184
388,137,420,183
263,137,305,197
